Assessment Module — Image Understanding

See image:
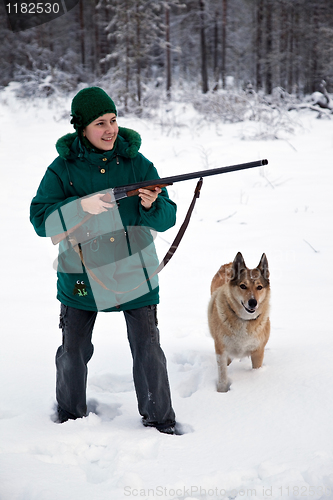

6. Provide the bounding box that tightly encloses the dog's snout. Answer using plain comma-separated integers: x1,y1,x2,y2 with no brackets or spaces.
248,298,257,309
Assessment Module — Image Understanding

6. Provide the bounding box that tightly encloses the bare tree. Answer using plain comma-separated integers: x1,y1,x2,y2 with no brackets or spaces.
199,0,208,93
221,0,227,89
265,0,273,94
256,0,264,90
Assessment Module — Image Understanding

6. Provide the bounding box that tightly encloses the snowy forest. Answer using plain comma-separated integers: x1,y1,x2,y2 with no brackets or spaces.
1,0,333,113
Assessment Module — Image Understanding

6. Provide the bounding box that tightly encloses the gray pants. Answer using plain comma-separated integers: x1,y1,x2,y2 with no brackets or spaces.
56,304,175,428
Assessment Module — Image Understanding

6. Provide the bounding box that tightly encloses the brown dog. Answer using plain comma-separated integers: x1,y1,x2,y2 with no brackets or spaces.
208,252,270,392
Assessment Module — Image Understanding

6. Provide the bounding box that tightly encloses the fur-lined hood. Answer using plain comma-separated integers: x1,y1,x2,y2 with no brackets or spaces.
55,127,142,160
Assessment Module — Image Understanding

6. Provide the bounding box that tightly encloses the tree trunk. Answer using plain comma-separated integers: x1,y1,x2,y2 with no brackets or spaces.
166,4,172,98
79,0,85,67
212,8,219,90
310,3,320,93
136,2,142,105
94,0,100,77
287,3,294,93
293,1,300,95
256,0,264,90
265,0,273,94
199,0,208,93
221,0,227,89
125,7,130,112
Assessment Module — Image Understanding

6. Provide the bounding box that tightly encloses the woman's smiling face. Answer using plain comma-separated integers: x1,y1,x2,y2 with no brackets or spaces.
83,113,118,151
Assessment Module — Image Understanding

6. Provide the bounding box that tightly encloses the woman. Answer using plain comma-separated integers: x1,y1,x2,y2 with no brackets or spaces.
30,87,178,434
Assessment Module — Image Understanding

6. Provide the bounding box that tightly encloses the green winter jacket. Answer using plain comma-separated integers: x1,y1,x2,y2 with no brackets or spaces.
30,127,177,312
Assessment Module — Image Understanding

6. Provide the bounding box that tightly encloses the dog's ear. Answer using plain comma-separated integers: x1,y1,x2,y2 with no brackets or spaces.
232,252,246,281
258,253,270,280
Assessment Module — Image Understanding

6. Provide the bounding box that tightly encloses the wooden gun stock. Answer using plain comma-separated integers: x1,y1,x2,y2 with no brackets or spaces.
125,183,173,197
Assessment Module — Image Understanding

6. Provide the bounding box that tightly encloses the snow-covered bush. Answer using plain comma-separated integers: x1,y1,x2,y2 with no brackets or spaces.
1,76,311,141
188,89,250,123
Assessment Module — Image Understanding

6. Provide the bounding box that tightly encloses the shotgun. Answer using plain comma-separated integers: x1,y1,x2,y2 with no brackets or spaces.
51,158,268,244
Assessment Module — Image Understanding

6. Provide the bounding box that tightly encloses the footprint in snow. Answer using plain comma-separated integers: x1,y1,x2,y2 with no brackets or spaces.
177,371,202,398
173,351,204,398
87,399,122,422
89,373,134,393
0,410,18,419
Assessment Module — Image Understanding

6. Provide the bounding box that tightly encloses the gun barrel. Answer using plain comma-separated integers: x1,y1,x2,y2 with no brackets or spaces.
113,159,268,199
51,158,268,244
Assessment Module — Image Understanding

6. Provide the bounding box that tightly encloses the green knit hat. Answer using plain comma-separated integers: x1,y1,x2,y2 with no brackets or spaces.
70,87,117,130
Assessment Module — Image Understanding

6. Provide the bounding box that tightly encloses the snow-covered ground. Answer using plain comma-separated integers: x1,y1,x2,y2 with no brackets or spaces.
0,87,332,500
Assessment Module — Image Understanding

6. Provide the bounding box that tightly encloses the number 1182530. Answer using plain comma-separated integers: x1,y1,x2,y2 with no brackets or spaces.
6,3,60,14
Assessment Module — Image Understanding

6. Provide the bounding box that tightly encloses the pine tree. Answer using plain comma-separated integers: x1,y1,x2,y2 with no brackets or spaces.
102,0,164,110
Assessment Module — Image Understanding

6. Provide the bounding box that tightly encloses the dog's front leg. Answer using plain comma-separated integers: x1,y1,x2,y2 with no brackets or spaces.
251,347,265,369
216,352,231,392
